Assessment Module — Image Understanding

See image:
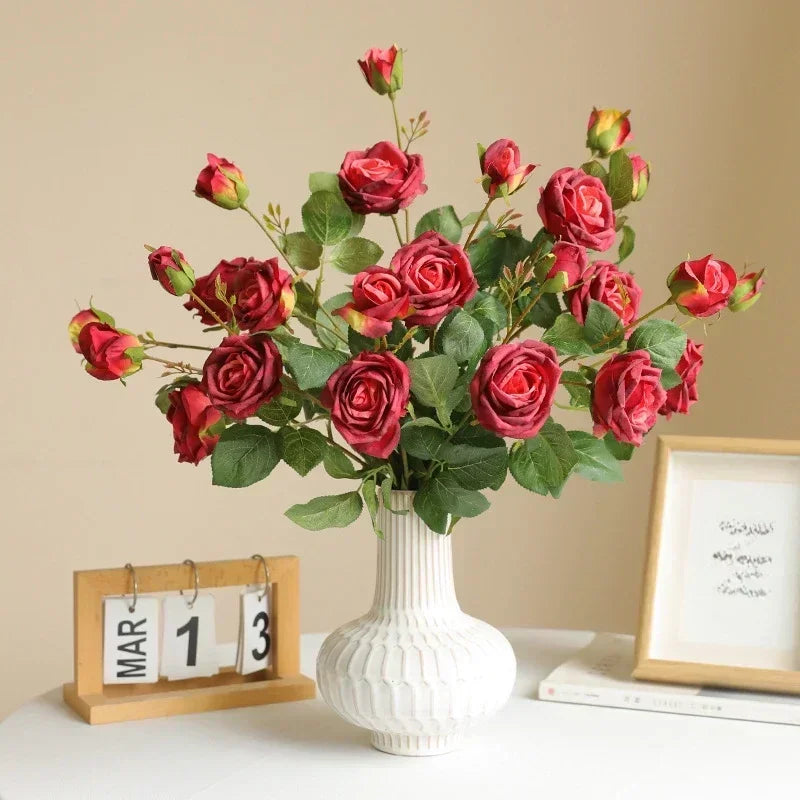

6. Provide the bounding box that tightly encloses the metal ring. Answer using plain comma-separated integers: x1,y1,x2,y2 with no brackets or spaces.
179,559,199,608
251,554,270,601
124,563,138,613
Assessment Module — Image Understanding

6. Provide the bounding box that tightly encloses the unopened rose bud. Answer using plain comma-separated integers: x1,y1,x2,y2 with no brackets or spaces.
728,269,765,312
586,108,632,157
148,246,196,296
194,153,249,210
630,154,650,201
68,309,100,352
667,255,737,318
357,45,403,96
78,322,143,381
478,139,536,198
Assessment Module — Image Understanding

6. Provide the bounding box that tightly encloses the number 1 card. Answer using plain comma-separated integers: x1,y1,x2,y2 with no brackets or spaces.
161,594,220,680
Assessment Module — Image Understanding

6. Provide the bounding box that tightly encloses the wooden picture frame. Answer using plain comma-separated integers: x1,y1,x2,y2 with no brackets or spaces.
634,436,800,694
63,556,315,724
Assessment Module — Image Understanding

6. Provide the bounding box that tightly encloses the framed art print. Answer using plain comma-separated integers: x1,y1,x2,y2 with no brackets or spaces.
634,436,800,694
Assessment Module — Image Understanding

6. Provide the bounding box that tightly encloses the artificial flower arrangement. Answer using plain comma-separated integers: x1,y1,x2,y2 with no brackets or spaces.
68,46,764,535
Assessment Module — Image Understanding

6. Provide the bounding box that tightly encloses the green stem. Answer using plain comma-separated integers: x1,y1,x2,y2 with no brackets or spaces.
390,215,405,246
141,338,214,352
389,92,403,148
143,354,201,374
628,299,674,330
241,204,299,277
503,289,544,343
292,311,348,345
400,446,411,490
404,208,411,242
462,198,493,250
188,290,235,334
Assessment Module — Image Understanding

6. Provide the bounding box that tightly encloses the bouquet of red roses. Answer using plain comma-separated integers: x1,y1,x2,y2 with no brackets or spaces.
68,46,764,534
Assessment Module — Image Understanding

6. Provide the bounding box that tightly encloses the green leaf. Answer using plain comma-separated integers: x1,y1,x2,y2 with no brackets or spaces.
293,281,318,322
604,432,635,461
584,300,624,351
315,292,350,350
349,213,365,237
414,474,489,534
283,342,347,390
347,327,375,355
362,478,381,535
331,237,384,274
607,150,634,211
285,492,363,531
280,427,327,476
567,431,623,482
308,172,341,194
561,371,591,409
581,160,608,184
542,313,594,357
415,206,463,243
380,475,393,509
211,425,281,489
464,291,506,334
618,225,635,263
509,419,578,496
323,446,358,479
407,354,460,413
256,390,303,427
516,292,562,331
400,418,449,460
437,310,485,363
281,232,323,270
467,228,533,288
441,443,508,491
659,366,682,390
452,425,504,449
301,191,353,246
628,319,688,370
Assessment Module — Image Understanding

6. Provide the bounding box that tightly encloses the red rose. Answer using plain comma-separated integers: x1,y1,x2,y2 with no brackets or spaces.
659,339,704,419
470,341,561,439
147,246,196,296
545,242,588,288
667,255,737,318
390,231,478,326
479,138,536,197
78,322,142,381
321,351,410,458
358,45,403,95
566,260,642,327
537,167,616,252
167,383,223,465
591,351,666,446
338,141,426,215
194,153,249,210
201,334,283,420
68,309,100,352
333,266,410,337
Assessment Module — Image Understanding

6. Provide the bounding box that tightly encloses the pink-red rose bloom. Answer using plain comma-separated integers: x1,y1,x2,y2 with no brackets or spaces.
537,167,616,252
470,341,561,439
147,246,195,296
68,309,100,352
591,351,666,446
321,351,410,458
194,153,249,210
566,260,642,327
546,242,588,288
357,45,402,95
667,255,737,318
660,339,704,420
480,138,536,197
333,266,410,337
78,322,142,381
338,141,426,215
390,231,478,326
184,257,294,332
201,334,283,420
167,383,223,465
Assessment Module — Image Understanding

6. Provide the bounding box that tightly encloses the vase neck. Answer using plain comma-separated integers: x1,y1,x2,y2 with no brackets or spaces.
372,492,460,612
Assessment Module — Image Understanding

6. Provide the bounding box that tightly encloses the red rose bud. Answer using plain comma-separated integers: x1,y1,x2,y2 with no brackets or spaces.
470,341,561,439
659,339,704,420
586,108,632,157
334,266,410,337
591,351,666,446
321,351,410,458
166,383,223,465
728,269,765,313
195,153,249,210
478,139,536,198
68,309,100,352
566,260,643,327
545,242,588,289
78,322,143,381
629,154,650,202
148,246,196,296
390,231,478,326
358,45,403,96
537,167,616,252
667,255,737,318
338,141,427,215
201,334,283,420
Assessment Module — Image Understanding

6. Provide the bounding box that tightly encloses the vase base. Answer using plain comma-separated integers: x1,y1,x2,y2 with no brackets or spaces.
370,731,460,757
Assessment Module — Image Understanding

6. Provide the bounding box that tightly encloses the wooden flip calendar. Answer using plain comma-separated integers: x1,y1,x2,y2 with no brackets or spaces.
63,556,316,724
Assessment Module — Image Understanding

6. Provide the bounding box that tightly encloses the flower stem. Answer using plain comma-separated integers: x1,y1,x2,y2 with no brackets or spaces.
503,289,544,343
404,208,411,242
389,92,403,148
400,446,411,490
292,310,348,345
141,338,214,352
462,198,493,250
241,204,299,277
143,355,201,374
188,291,234,334
391,215,405,246
628,298,674,330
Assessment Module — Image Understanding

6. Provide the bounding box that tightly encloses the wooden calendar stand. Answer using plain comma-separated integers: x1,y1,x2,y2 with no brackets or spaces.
63,556,316,724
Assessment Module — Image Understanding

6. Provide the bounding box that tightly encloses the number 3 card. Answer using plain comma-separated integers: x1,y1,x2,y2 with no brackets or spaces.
237,585,272,675
161,594,220,680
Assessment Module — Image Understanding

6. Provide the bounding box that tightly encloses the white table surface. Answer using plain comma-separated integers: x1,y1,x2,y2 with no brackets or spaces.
1,628,797,799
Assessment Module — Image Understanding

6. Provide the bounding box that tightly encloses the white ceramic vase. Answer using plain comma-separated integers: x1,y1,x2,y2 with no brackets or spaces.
316,491,516,756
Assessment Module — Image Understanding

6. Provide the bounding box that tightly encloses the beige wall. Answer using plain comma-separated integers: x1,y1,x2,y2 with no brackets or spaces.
1,0,796,719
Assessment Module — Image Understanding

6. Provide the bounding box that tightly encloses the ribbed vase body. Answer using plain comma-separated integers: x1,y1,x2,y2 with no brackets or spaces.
316,491,516,756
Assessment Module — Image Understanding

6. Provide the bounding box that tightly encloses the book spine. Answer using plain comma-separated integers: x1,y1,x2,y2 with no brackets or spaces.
538,681,800,726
